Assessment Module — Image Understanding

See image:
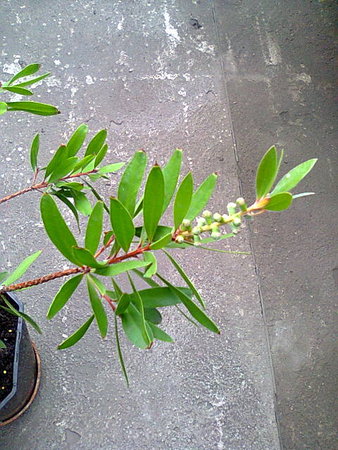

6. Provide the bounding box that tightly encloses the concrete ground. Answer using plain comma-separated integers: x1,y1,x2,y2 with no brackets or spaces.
0,1,336,449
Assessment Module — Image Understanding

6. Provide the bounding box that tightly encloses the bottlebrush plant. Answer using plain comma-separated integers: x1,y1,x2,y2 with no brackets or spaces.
0,64,317,383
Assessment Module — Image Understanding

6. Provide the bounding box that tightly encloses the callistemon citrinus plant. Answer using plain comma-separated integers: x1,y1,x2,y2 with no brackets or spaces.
0,64,317,383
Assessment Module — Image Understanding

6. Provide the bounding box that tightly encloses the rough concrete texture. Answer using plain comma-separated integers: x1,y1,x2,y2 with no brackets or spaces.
0,1,336,449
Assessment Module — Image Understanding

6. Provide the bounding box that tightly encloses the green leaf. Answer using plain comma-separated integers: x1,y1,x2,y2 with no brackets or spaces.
186,173,218,221
58,315,95,349
110,197,135,252
162,149,183,213
94,144,108,167
143,252,157,278
127,273,152,346
292,192,315,199
121,303,153,349
85,201,104,254
2,86,33,96
47,274,83,319
114,314,129,386
163,250,205,308
148,322,173,342
150,232,173,250
118,150,147,215
174,172,193,229
7,63,40,85
95,260,149,276
143,165,165,241
66,124,89,157
40,194,80,265
111,278,123,299
0,340,6,349
256,146,278,199
14,72,50,87
48,157,79,183
144,308,162,324
45,145,69,179
6,101,59,116
87,276,108,338
157,274,220,334
73,190,92,216
30,134,40,171
71,155,95,173
271,159,317,195
265,192,293,211
97,162,125,175
53,191,80,230
0,272,8,284
0,296,42,334
0,102,8,115
124,286,191,308
85,129,107,156
56,181,84,191
88,275,106,295
72,247,105,268
2,251,42,286
199,233,234,244
132,269,161,288
115,293,131,315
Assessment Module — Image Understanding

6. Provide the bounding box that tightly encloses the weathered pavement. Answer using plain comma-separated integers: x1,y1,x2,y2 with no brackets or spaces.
0,1,336,449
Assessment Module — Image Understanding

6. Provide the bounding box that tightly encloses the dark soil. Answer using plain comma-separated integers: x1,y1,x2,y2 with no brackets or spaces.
0,295,18,403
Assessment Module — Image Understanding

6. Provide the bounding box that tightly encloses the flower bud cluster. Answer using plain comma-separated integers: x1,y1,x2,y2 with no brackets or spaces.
175,199,247,245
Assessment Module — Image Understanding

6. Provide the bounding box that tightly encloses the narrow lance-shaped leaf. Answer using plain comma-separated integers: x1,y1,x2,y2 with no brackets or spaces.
94,144,108,168
143,165,165,241
94,259,149,277
97,162,125,175
73,190,92,216
53,191,80,231
110,197,135,252
45,145,69,179
85,201,104,254
30,134,40,171
72,247,105,269
0,340,6,349
40,194,80,265
148,322,174,343
118,150,147,215
265,192,293,211
150,231,173,250
58,315,95,349
162,149,182,213
163,250,205,308
122,286,191,308
186,173,218,221
256,146,278,199
47,274,83,319
0,272,8,284
114,314,129,386
121,303,153,349
87,276,108,338
127,273,152,347
2,86,33,96
157,274,220,334
6,101,59,116
7,63,40,85
85,129,107,156
14,72,50,87
2,251,42,286
66,124,89,157
143,252,157,278
271,159,318,195
174,172,193,229
48,157,79,183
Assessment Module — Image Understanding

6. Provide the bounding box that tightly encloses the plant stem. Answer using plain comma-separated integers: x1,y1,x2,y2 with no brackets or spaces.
0,169,99,205
0,244,151,294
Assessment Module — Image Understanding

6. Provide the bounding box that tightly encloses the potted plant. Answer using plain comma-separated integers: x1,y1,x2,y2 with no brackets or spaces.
0,64,317,424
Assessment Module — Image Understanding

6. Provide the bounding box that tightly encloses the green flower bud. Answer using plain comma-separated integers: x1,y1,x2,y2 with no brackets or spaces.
233,217,241,227
197,217,206,227
193,235,201,246
221,214,230,223
182,219,191,227
175,235,185,243
236,197,247,212
213,212,222,222
192,226,201,235
227,202,237,215
202,210,212,218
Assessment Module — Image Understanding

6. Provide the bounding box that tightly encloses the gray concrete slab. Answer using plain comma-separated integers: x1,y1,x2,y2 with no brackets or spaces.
1,1,279,449
213,0,337,448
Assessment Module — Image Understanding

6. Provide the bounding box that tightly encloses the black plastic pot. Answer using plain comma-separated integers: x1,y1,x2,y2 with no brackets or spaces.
0,292,41,425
